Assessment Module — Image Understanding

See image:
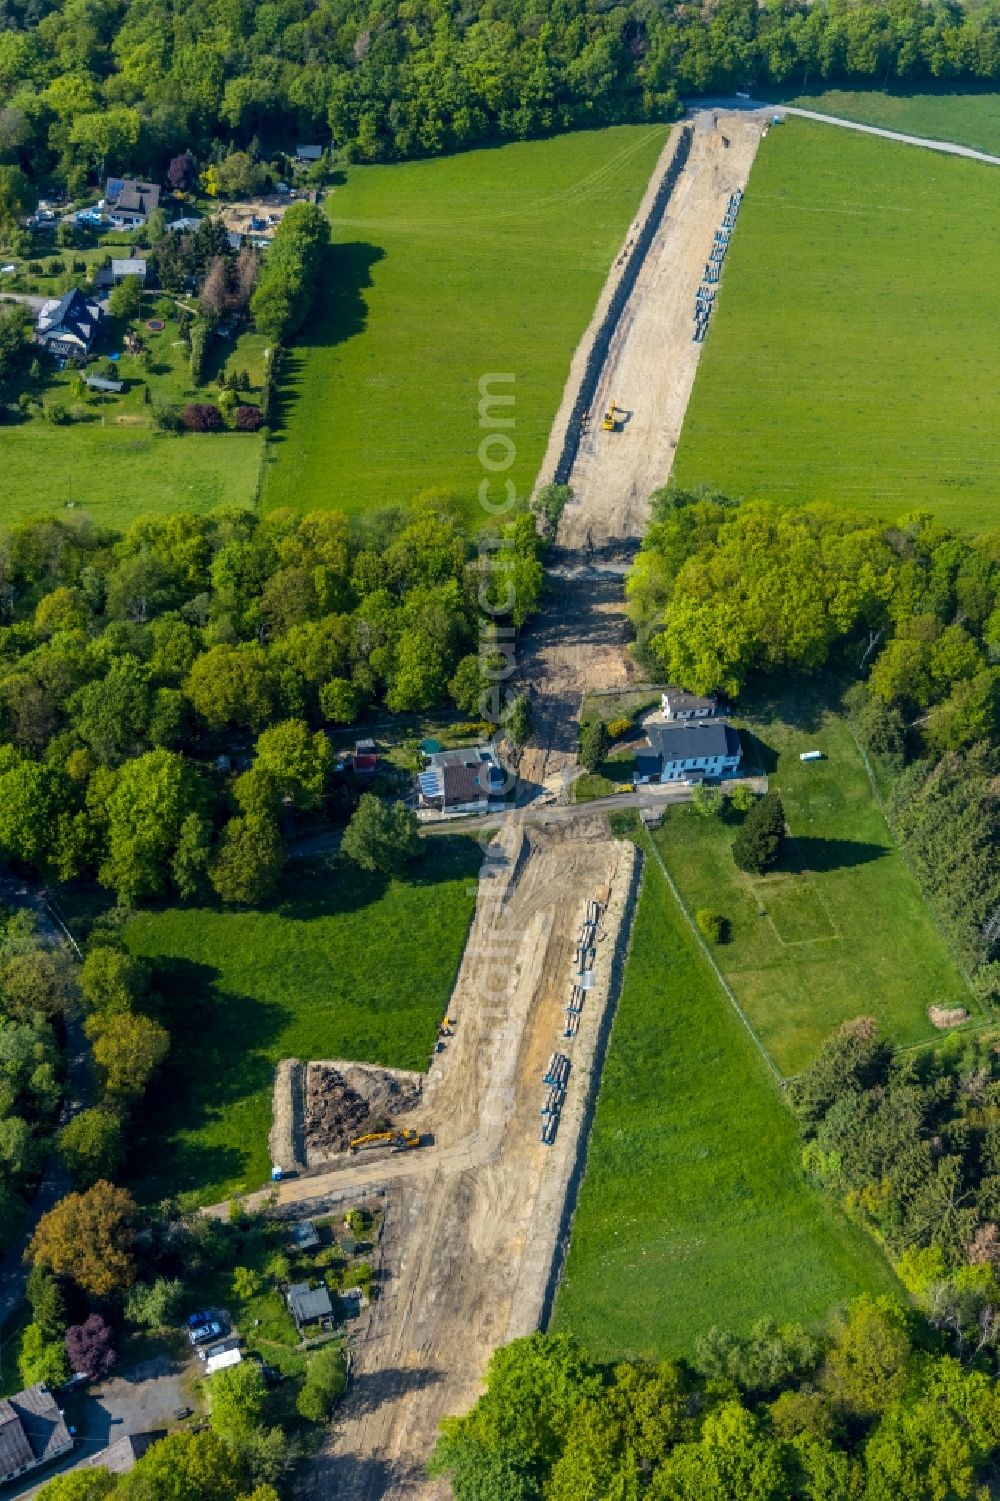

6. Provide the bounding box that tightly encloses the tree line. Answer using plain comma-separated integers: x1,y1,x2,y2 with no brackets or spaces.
430,1313,1000,1501
0,500,543,907
794,1018,1000,1374
627,490,1000,998
3,0,1000,194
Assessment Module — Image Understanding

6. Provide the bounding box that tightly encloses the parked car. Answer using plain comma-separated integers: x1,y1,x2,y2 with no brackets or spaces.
186,1310,213,1329
189,1320,225,1347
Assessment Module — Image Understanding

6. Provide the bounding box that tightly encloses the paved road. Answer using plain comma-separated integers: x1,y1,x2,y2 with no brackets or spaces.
699,96,1000,167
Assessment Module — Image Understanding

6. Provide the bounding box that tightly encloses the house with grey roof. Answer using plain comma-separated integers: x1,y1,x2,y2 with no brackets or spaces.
34,288,103,358
287,1281,333,1328
104,177,161,229
0,1384,73,1485
87,1432,162,1475
638,718,742,784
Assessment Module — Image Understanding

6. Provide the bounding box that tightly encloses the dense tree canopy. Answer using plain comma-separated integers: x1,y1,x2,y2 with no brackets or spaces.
0,500,542,903
3,0,1000,188
432,1321,1000,1501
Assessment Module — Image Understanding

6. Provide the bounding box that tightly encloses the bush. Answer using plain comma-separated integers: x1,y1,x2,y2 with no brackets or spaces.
19,1323,70,1389
730,782,756,814
235,404,262,431
124,1277,184,1329
44,402,70,425
189,321,208,384
606,717,632,740
504,692,532,748
180,402,222,432
152,403,181,432
695,909,727,944
296,1344,347,1424
691,784,724,817
578,719,609,773
27,260,42,275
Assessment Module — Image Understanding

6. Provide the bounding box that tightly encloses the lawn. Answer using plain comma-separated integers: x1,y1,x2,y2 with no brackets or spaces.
261,126,667,523
121,839,479,1207
654,686,973,1076
551,826,897,1360
672,116,1000,532
781,86,1000,157
1,303,268,527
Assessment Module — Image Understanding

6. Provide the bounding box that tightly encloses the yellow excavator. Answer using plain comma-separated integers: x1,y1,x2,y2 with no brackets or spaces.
349,1128,421,1154
602,400,624,432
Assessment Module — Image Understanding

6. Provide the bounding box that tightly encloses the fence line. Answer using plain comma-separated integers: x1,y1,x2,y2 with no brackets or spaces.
639,825,785,1085
846,721,984,1019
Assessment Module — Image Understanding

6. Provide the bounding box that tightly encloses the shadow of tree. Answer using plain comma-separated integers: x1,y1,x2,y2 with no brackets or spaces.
778,835,889,875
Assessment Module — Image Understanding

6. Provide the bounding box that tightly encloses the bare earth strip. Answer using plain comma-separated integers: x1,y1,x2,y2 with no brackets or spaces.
553,109,765,549
223,823,637,1500
224,110,762,1501
519,109,765,791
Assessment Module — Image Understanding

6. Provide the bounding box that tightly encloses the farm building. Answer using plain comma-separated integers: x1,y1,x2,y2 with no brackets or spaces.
287,1282,333,1329
85,376,124,393
35,289,103,357
417,745,505,812
0,1384,73,1485
104,177,161,229
661,687,717,721
636,719,742,784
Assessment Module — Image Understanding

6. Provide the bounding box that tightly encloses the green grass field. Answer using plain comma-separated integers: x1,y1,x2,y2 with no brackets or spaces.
262,126,667,522
121,840,479,1206
1,310,268,527
783,87,1000,156
655,689,972,1076
551,831,897,1360
673,117,1000,531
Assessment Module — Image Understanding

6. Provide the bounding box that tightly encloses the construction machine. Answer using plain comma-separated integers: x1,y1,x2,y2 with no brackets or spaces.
348,1128,421,1154
602,401,624,432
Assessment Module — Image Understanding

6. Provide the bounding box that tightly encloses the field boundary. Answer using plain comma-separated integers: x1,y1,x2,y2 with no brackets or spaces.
640,826,784,1084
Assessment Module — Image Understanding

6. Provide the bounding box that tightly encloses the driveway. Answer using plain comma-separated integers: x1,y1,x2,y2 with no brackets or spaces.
3,1346,193,1499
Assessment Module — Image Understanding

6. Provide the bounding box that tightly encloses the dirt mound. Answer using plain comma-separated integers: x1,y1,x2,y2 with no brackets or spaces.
929,1004,970,1030
305,1062,422,1163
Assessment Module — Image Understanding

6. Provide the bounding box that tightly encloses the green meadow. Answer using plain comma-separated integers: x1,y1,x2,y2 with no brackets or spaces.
654,689,972,1077
121,841,479,1206
551,826,896,1360
673,117,1000,531
261,126,667,522
784,86,1000,156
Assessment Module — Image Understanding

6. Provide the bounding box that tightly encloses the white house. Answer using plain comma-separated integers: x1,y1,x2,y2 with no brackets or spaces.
661,686,717,721
638,719,742,784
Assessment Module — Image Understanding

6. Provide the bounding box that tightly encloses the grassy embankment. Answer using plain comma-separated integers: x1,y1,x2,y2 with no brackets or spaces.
552,818,897,1360
262,125,667,523
120,840,479,1207
674,117,1000,532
